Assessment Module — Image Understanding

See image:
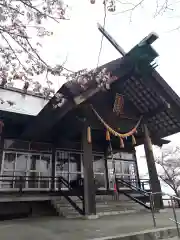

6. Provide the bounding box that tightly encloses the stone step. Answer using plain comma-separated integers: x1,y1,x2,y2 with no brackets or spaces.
51,194,148,218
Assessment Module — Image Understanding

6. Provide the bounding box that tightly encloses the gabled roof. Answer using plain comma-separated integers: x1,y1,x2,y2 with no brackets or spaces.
19,69,180,143
17,37,180,143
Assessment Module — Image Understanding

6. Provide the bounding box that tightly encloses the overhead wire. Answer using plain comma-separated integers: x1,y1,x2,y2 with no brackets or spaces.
62,1,108,74
95,2,117,192
96,0,107,68
63,1,107,75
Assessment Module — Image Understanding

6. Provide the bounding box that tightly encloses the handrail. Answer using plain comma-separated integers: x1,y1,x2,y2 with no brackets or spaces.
116,178,149,196
115,180,180,239
115,178,151,209
0,174,85,215
58,176,83,202
59,176,70,188
150,192,180,238
172,195,180,201
169,218,180,225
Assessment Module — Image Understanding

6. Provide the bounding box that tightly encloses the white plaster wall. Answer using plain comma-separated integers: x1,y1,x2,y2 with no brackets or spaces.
0,88,48,116
93,158,104,173
3,153,51,172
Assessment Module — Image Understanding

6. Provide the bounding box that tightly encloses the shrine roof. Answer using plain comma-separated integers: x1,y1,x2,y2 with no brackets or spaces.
2,33,180,144
107,58,180,139
18,58,180,144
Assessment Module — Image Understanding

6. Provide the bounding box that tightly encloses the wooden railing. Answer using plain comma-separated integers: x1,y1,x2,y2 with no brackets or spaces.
115,177,151,209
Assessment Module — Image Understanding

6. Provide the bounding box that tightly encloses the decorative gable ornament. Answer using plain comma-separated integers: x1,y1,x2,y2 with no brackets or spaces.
113,93,124,115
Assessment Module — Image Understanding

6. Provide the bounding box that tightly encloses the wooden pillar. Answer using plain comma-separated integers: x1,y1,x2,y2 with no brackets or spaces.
143,124,163,209
82,124,96,216
104,146,109,190
51,146,56,191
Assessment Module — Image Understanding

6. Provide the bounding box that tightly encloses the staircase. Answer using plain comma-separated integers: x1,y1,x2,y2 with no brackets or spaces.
51,177,151,218
115,178,151,210
51,196,83,218
96,195,149,216
51,194,150,219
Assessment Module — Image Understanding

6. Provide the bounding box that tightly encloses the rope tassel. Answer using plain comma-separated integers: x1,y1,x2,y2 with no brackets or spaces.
120,138,124,148
132,135,136,146
90,105,142,138
87,126,92,144
106,130,111,141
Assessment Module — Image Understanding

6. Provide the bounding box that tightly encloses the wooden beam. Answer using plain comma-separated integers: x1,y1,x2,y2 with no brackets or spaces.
97,24,158,56
82,122,96,216
97,23,126,56
143,124,163,209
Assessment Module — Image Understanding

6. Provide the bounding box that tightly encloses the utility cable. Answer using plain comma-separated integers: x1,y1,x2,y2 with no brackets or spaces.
96,0,107,68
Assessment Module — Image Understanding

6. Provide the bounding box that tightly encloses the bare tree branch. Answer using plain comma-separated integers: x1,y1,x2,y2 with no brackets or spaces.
155,146,180,197
113,0,145,21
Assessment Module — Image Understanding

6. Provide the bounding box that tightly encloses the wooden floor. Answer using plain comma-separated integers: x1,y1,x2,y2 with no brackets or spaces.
0,188,149,203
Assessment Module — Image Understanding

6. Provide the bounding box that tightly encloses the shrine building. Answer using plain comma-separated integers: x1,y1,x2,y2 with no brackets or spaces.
0,31,179,218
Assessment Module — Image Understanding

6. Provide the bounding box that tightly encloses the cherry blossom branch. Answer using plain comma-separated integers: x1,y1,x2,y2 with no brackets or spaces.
0,2,24,15
0,27,29,39
0,32,26,73
18,0,67,22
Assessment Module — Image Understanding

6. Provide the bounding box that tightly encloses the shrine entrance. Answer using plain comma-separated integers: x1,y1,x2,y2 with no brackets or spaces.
93,154,106,189
107,152,137,189
55,150,82,190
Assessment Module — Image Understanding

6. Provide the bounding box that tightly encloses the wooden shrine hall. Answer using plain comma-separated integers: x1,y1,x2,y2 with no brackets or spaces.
0,29,179,217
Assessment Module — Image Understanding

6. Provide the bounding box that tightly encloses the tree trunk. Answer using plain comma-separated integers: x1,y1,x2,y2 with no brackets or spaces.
174,190,180,208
